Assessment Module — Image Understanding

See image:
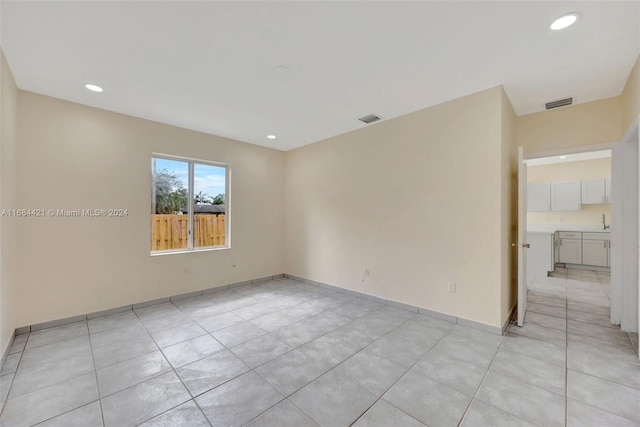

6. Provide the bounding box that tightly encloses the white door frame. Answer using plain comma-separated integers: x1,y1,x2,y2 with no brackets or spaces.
613,117,639,337
523,142,616,161
517,147,527,327
521,141,615,327
611,141,623,326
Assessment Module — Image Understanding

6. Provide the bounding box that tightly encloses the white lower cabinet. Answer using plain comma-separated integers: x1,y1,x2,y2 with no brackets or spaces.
555,231,611,267
558,238,582,264
582,240,608,266
582,232,611,267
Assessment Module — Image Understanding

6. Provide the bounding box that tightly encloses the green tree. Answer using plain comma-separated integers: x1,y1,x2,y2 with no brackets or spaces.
153,169,188,214
194,191,213,205
212,193,225,205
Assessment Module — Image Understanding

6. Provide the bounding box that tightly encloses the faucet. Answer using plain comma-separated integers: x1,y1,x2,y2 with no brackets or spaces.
602,213,610,230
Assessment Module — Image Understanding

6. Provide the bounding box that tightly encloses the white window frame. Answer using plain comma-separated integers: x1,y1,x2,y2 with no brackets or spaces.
150,153,231,255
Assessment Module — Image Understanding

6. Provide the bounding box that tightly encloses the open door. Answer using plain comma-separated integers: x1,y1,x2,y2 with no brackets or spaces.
516,146,529,327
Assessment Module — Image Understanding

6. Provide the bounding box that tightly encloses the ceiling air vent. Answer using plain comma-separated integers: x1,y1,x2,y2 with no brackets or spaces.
545,97,573,110
359,114,381,124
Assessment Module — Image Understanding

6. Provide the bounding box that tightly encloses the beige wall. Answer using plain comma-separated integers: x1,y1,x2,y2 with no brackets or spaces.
517,54,638,154
527,157,612,226
5,53,637,336
1,49,18,355
500,89,518,324
284,87,509,328
14,92,285,327
622,55,640,133
517,97,622,155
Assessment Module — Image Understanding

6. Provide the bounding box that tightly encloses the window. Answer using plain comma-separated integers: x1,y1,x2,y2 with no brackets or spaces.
151,155,229,253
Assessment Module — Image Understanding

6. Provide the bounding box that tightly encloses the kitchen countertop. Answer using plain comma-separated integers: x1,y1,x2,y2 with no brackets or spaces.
527,224,610,234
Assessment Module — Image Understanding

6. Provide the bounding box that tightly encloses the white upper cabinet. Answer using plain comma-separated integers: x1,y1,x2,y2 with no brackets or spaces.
527,182,551,212
551,180,581,211
581,177,611,204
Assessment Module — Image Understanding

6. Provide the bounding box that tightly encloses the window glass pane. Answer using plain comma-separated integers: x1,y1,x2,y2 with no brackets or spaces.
193,163,226,248
151,158,189,251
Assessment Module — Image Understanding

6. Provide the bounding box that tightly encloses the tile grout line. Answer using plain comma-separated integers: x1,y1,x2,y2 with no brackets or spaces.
245,303,422,425
136,277,356,425
131,304,215,426
0,335,28,419
84,320,107,427
77,285,301,425
84,330,111,425
11,323,102,426
242,299,459,425
12,283,368,425
207,285,358,425
455,352,499,425
455,322,539,427
347,320,458,427
564,270,640,424
470,269,569,426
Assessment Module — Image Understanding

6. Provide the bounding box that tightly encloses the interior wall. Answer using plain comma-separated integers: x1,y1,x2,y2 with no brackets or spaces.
284,87,506,328
527,157,612,225
0,49,18,355
622,54,640,132
14,91,285,327
517,97,623,155
617,126,639,333
500,88,518,325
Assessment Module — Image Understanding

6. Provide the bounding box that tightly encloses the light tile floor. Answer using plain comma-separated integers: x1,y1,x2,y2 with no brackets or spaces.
0,271,638,426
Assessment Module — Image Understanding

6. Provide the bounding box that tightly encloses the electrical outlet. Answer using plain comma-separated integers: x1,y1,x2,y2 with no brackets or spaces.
448,282,456,293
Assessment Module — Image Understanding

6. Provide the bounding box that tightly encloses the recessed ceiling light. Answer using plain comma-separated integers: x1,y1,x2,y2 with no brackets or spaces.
267,135,276,140
550,13,578,31
85,84,103,93
560,156,567,159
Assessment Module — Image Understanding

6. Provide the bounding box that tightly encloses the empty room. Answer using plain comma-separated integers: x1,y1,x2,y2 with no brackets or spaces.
0,1,639,426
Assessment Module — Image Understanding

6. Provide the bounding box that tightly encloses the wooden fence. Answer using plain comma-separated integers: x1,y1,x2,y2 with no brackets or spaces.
151,214,225,250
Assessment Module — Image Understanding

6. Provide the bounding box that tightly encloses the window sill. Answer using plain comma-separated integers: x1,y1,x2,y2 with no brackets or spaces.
150,246,230,256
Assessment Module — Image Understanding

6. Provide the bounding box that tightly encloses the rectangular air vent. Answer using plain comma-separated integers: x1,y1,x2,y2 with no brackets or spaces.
545,97,573,110
359,114,381,124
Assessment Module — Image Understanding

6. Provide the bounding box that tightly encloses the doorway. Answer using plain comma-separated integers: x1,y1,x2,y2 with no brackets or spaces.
525,149,612,282
517,118,639,359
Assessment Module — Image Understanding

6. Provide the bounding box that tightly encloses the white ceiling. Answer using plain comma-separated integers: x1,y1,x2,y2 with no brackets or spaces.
1,1,638,151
